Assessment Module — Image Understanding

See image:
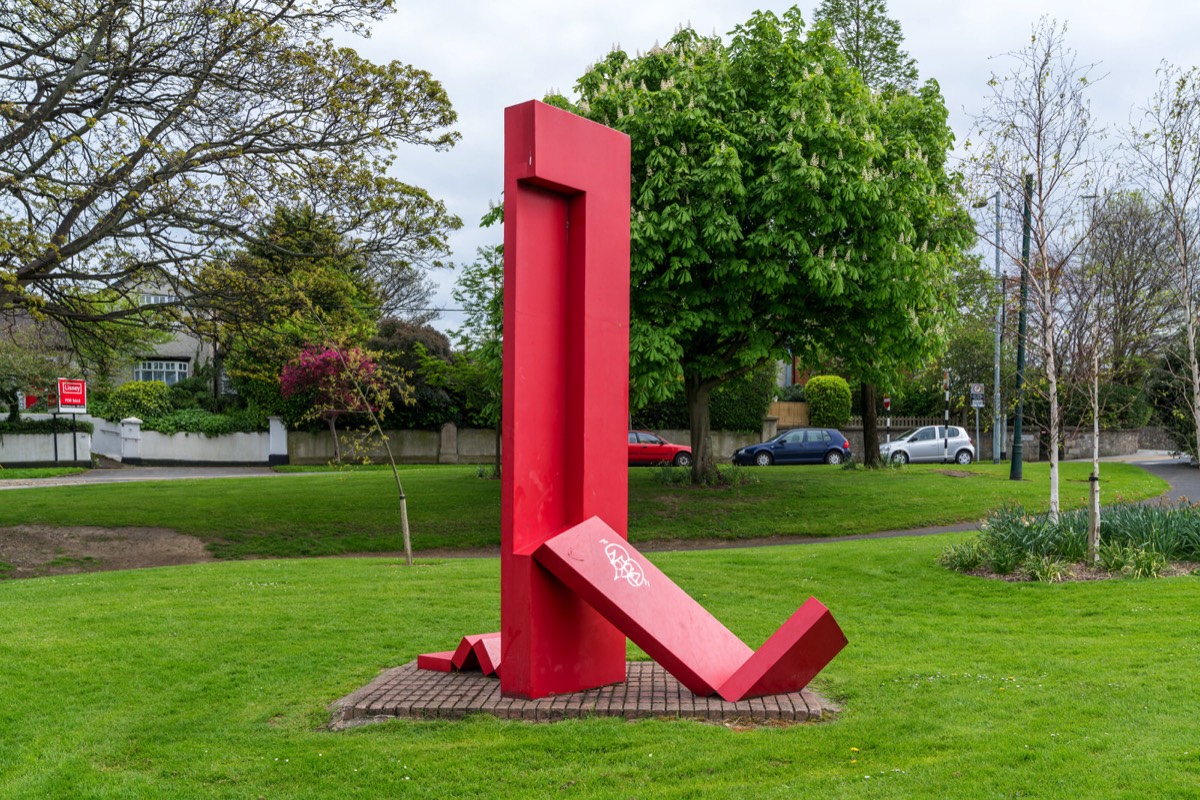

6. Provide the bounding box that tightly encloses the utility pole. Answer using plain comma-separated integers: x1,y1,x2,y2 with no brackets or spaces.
1010,174,1032,481
943,368,950,462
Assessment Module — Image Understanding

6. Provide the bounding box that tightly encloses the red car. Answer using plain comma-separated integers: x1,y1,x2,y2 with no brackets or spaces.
628,430,693,467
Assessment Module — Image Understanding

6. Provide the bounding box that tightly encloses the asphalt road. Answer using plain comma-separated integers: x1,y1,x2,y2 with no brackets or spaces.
1123,455,1200,504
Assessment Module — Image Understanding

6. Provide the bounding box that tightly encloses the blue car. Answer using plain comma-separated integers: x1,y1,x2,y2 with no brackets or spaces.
732,428,852,466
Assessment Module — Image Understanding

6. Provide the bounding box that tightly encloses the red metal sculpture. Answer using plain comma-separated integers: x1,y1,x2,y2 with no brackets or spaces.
420,100,846,701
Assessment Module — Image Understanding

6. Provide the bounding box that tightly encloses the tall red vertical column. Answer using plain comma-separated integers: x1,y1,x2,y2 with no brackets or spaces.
500,101,632,698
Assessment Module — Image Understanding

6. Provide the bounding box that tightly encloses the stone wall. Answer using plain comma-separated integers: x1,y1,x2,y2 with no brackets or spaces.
1061,428,1140,461
1137,426,1177,452
655,429,764,461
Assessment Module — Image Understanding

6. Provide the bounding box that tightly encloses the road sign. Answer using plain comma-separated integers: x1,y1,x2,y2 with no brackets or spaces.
970,382,985,409
882,396,891,411
57,378,87,414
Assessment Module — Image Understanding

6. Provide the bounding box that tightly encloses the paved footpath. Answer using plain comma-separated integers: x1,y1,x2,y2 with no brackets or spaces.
0,464,290,490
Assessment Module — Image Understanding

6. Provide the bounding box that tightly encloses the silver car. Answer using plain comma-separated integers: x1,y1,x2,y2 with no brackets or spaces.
879,425,975,465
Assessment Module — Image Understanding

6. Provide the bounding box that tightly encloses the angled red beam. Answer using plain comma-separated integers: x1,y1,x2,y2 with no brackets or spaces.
501,100,632,698
717,597,847,701
534,517,753,696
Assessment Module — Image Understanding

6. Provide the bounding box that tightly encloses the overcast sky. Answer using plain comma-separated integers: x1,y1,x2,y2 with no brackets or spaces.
345,1,1200,332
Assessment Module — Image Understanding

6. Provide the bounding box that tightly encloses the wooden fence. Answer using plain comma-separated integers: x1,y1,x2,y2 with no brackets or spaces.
848,416,942,429
770,405,943,431
768,401,809,428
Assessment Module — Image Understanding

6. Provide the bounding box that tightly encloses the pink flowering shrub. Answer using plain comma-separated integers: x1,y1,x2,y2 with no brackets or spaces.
280,344,388,461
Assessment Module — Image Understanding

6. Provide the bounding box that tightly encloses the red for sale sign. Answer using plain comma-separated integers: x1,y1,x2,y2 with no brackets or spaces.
57,378,87,414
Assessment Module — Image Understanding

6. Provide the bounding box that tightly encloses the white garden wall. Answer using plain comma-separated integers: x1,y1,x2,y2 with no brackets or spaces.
0,431,91,467
135,429,270,465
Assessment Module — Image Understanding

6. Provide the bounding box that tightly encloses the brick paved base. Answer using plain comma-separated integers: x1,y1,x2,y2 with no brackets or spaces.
330,661,840,729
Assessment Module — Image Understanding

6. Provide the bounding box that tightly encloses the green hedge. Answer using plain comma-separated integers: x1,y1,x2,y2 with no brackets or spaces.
632,364,776,433
141,409,265,437
805,375,852,427
0,418,94,435
101,381,174,422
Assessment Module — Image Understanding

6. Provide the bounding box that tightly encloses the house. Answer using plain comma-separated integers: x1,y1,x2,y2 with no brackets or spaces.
115,285,215,387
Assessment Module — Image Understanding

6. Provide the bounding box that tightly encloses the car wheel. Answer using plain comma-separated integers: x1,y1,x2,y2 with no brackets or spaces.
673,452,693,467
955,449,973,465
825,450,844,465
754,451,773,467
891,451,908,465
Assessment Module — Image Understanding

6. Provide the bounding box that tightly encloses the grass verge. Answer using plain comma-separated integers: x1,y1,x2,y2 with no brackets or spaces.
0,537,1197,798
0,467,87,480
0,462,1167,558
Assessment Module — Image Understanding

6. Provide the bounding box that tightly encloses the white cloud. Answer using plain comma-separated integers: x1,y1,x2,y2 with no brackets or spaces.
342,1,1200,332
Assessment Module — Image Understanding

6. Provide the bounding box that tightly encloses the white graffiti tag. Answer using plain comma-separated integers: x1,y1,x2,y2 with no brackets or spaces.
600,539,649,588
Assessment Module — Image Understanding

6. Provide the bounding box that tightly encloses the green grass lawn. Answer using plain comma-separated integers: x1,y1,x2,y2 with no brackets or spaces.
0,462,1168,559
0,537,1197,798
0,466,86,480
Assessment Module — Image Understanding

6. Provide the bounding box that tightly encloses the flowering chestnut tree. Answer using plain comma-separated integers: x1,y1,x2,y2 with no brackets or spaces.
280,344,389,463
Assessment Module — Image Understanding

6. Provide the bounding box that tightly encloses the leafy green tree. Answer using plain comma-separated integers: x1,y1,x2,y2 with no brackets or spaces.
0,0,459,333
0,328,69,421
813,0,918,91
62,291,174,390
368,318,454,430
897,322,1004,418
813,0,934,466
631,363,777,433
554,8,970,480
199,205,381,422
1146,335,1200,459
448,240,504,474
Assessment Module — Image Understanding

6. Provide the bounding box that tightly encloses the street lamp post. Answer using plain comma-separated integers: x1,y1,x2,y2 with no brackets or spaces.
1010,174,1033,482
975,191,1005,464
991,192,1002,464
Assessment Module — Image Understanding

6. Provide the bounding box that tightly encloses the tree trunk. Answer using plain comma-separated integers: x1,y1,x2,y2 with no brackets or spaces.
3,391,19,422
860,382,879,467
211,336,222,402
1087,348,1101,564
493,420,502,478
1044,316,1060,524
1188,294,1200,465
685,377,717,484
328,415,341,464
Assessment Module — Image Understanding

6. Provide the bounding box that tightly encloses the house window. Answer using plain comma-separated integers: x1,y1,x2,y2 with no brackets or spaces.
139,293,177,305
135,359,189,385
